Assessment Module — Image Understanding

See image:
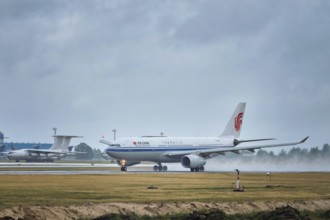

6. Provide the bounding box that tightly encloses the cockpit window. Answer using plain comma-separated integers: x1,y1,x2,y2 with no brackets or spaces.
110,144,121,147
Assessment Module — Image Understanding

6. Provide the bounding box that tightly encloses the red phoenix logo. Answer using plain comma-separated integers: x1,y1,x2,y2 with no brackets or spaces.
234,112,243,131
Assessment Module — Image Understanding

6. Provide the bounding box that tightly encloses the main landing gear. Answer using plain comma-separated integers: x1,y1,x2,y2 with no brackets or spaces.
190,166,205,172
121,166,127,172
153,163,168,172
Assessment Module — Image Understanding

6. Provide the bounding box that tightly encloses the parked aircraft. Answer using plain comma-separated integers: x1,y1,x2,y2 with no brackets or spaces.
6,135,81,162
100,103,308,172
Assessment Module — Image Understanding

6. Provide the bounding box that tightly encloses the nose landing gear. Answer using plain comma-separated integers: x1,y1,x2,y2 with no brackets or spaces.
119,160,127,172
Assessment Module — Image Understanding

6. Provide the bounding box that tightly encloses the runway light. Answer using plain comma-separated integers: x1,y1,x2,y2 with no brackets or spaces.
266,172,272,182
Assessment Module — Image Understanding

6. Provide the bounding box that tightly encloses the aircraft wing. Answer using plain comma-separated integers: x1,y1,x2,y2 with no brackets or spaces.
25,149,67,155
164,136,309,158
25,149,86,155
100,140,112,145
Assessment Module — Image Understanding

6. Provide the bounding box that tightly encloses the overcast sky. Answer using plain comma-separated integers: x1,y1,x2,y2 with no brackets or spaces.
1,0,329,151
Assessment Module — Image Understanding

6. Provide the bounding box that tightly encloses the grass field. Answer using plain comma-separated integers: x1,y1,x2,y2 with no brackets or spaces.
0,172,329,208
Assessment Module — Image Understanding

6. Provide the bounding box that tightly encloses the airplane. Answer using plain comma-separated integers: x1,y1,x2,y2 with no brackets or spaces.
6,135,82,162
100,103,309,172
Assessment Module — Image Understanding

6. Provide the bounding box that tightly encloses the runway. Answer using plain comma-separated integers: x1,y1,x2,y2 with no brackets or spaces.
0,162,230,175
0,162,119,168
0,162,189,175
1,161,327,174
0,170,121,175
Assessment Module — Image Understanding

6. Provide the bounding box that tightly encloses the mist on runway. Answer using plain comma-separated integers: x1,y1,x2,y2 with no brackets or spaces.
164,156,330,172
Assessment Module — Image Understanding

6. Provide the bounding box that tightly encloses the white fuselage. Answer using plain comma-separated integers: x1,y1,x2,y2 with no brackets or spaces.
106,136,235,163
6,149,67,161
101,103,308,172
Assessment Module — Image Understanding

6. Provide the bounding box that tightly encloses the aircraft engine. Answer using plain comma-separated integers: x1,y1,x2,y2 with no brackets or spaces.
181,155,206,168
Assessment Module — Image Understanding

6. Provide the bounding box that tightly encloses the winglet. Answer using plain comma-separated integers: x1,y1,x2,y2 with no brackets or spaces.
300,136,309,143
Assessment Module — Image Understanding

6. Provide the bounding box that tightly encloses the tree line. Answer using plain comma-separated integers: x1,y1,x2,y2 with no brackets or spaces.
73,143,103,160
254,143,330,162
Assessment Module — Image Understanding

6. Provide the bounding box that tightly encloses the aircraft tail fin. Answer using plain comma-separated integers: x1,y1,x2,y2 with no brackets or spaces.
220,102,246,138
51,135,81,151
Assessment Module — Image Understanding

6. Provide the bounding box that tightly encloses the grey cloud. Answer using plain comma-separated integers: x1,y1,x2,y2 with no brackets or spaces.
172,1,280,44
0,0,329,151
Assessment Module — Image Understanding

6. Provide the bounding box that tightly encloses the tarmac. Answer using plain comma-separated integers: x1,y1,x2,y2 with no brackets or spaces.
0,162,189,175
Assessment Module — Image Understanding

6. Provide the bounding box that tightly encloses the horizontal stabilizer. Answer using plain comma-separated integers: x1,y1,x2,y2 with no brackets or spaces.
100,140,112,145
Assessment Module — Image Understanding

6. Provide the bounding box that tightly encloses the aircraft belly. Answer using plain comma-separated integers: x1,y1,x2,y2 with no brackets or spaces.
11,155,28,160
108,150,179,163
9,153,59,160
